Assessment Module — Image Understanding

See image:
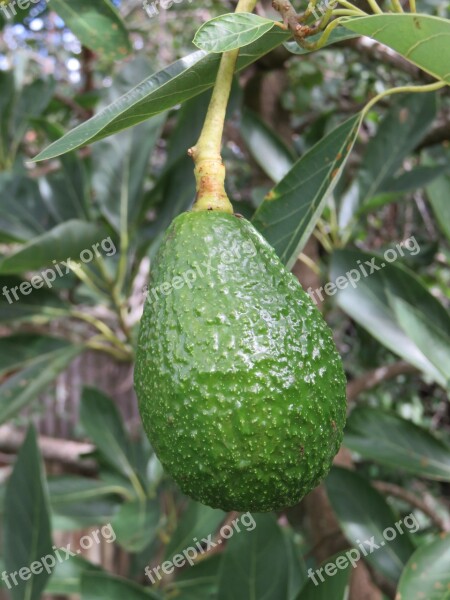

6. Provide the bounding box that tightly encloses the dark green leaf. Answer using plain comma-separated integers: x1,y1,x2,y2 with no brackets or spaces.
81,572,159,600
397,534,450,599
164,500,225,560
339,93,436,227
0,220,107,274
0,345,84,424
80,388,138,483
4,426,54,600
392,297,450,385
217,514,289,600
111,499,161,552
295,552,351,599
253,114,361,269
325,467,416,582
48,476,132,504
0,334,70,377
194,13,275,53
46,556,103,596
51,0,131,61
426,169,450,243
34,28,290,161
241,108,295,183
167,554,222,600
0,275,69,323
345,407,450,480
330,248,450,386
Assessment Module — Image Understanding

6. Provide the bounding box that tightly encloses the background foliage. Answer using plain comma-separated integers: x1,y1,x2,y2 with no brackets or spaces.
0,0,449,598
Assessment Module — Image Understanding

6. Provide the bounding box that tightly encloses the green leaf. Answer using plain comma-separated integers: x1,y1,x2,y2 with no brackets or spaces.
92,116,165,234
426,168,450,242
217,514,289,600
325,467,416,582
241,108,295,183
48,476,131,504
345,407,450,480
0,220,107,274
392,297,450,385
81,572,159,600
339,93,436,227
0,275,69,323
284,28,360,54
252,114,361,269
34,28,290,161
342,14,450,83
0,345,84,424
397,534,450,599
168,554,222,600
111,499,161,552
80,388,139,484
330,248,450,386
295,552,351,599
4,426,54,600
51,0,130,61
52,499,120,531
194,12,275,53
0,334,70,377
0,173,57,242
46,556,103,596
164,500,226,560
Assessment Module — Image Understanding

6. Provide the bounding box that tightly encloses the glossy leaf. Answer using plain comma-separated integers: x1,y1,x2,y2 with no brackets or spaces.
241,108,295,183
111,499,161,552
392,297,450,385
252,114,361,269
342,14,450,83
339,93,436,227
81,572,159,600
296,552,351,599
330,248,450,386
217,514,289,600
325,467,415,582
4,427,54,600
168,554,222,600
164,500,226,560
80,388,136,481
345,407,450,480
426,170,450,242
51,0,131,61
0,220,107,274
0,275,69,323
194,12,275,53
34,28,290,161
0,345,84,424
0,334,70,377
46,556,103,596
397,534,450,600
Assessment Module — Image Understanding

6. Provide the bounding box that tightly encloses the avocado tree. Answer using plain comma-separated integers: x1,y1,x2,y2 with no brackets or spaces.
0,0,449,599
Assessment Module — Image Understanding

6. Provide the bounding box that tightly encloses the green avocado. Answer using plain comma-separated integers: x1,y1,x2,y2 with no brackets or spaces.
135,211,346,512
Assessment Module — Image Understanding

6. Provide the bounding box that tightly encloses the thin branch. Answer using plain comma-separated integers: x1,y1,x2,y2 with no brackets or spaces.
0,425,96,474
374,481,450,532
347,361,418,401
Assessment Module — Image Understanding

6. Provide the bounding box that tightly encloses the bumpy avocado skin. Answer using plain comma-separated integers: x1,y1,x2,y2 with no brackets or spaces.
135,211,346,512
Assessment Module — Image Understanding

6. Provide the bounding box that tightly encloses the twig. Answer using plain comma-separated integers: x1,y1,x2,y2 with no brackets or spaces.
374,481,450,532
347,361,418,401
53,93,91,120
0,425,96,474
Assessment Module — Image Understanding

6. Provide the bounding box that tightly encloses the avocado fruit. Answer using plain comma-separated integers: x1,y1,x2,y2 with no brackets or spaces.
135,210,346,512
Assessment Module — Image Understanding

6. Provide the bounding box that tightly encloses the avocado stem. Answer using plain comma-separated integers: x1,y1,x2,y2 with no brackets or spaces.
189,0,258,213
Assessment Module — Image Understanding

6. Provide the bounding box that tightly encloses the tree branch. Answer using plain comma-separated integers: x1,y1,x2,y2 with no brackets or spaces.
347,361,418,402
374,481,450,532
